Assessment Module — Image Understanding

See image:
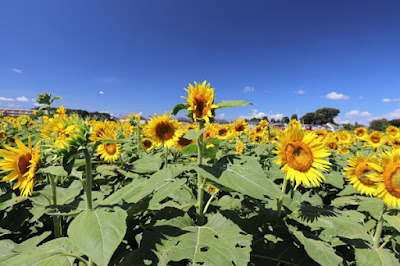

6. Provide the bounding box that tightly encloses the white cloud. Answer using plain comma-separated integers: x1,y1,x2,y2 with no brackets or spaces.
325,91,350,100
372,109,400,120
382,98,400,102
239,109,283,120
216,113,225,119
12,68,23,73
34,103,44,106
345,110,372,118
7,104,18,108
99,91,104,95
16,96,29,102
295,89,305,95
0,97,14,101
242,86,254,93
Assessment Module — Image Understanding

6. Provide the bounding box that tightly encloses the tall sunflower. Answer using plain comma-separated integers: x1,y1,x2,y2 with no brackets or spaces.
182,81,218,124
344,153,379,196
145,112,181,148
371,150,400,208
97,142,121,163
0,136,40,197
274,126,331,187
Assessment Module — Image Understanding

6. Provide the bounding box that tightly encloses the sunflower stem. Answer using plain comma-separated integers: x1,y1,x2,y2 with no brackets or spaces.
136,125,141,157
164,147,168,168
196,121,205,225
290,181,296,199
49,175,62,238
203,194,216,215
83,148,93,210
373,205,387,248
277,176,289,217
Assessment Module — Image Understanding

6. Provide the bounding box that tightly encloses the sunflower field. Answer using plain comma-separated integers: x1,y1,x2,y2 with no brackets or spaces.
1,83,400,266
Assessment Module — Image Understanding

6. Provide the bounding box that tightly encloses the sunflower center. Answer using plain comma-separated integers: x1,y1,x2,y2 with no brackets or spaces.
105,143,117,155
218,129,227,137
285,141,314,172
155,122,175,140
18,153,32,176
194,97,207,117
371,135,380,143
143,140,152,149
178,136,193,147
341,135,347,140
355,162,376,186
236,125,245,132
383,163,400,197
356,131,364,137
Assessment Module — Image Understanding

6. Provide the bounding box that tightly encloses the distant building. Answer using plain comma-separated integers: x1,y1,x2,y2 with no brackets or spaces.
271,123,288,130
215,119,230,125
1,109,34,117
118,116,148,124
177,117,191,125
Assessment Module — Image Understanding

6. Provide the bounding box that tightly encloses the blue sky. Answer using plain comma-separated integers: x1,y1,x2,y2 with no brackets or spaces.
1,0,400,125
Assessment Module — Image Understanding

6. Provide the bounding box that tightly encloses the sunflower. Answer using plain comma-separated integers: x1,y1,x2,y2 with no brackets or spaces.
326,137,338,151
203,126,216,140
344,153,379,196
260,120,269,129
216,125,231,140
235,140,244,154
337,131,352,144
90,121,118,143
314,129,328,142
392,138,400,150
274,126,331,187
41,117,79,150
289,120,302,130
338,144,350,154
0,136,40,197
182,81,218,124
0,130,7,141
354,127,368,140
145,112,181,148
233,119,248,134
97,142,121,163
17,115,30,126
141,138,155,151
175,129,195,150
368,131,385,148
387,126,399,139
371,150,400,208
253,125,264,135
53,106,67,119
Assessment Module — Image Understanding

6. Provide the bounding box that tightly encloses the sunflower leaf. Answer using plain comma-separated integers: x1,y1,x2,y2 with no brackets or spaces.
215,100,253,109
184,127,208,140
355,248,400,266
100,138,131,144
171,103,189,116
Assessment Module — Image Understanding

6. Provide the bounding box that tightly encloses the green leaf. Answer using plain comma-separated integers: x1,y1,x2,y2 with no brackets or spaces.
383,213,400,234
171,103,189,116
324,171,344,189
215,100,253,109
184,127,208,140
355,248,400,266
358,198,384,219
197,155,281,200
132,154,162,173
68,207,127,266
100,138,131,144
331,196,362,208
293,230,342,266
51,96,63,102
0,194,27,211
39,166,68,177
5,237,82,266
181,143,198,155
151,213,252,265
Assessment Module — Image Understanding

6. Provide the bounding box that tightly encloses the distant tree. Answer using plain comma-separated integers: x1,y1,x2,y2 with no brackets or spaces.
301,112,316,124
282,116,289,124
354,122,365,128
314,108,340,124
342,123,355,130
262,116,269,121
290,114,298,121
369,119,390,131
389,119,400,127
271,118,276,123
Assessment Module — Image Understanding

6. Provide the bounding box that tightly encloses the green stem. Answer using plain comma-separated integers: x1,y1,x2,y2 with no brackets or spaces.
196,121,205,225
277,176,289,217
181,184,197,205
203,194,216,214
268,124,271,142
290,181,295,199
373,205,387,248
164,147,168,168
136,126,141,157
83,148,93,210
49,175,62,238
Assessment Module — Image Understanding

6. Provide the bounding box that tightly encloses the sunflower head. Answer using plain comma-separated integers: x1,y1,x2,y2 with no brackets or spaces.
274,125,331,187
182,81,218,124
354,127,368,139
0,130,7,141
141,138,155,151
314,129,328,142
144,112,181,148
0,136,40,197
337,131,352,144
233,119,248,134
97,142,121,163
387,126,399,138
175,129,195,150
17,115,30,126
235,140,244,154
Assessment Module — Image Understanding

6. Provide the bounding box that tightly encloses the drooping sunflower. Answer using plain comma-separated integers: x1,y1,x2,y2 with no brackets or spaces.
97,142,121,163
182,81,218,124
0,136,40,197
387,126,399,139
371,150,400,208
145,112,181,148
354,127,368,140
344,153,379,196
141,138,155,151
274,126,331,187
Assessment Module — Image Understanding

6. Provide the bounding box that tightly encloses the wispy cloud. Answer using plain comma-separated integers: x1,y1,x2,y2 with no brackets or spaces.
345,110,372,118
16,96,29,102
325,91,350,100
216,113,225,119
12,68,23,73
0,97,14,101
382,98,400,103
99,91,104,95
239,109,283,120
295,89,305,95
242,86,254,93
34,102,44,106
372,109,400,120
